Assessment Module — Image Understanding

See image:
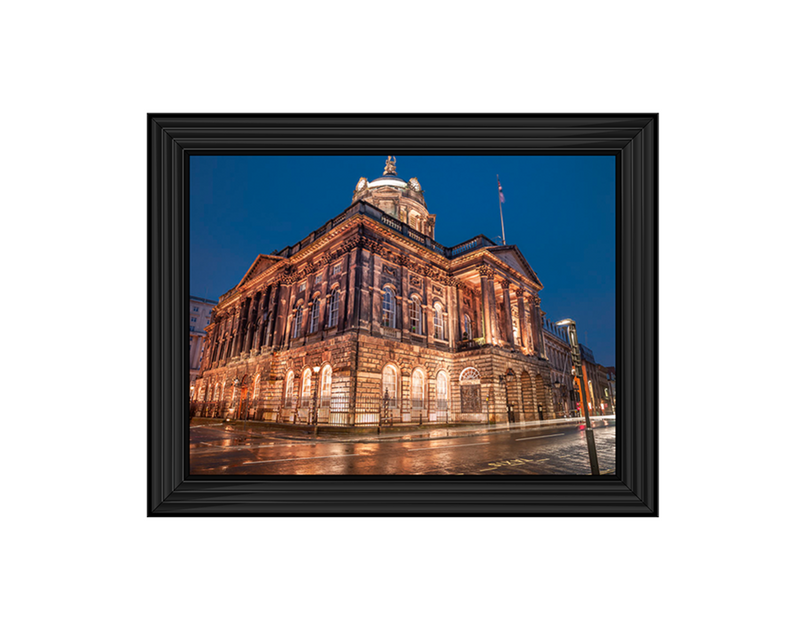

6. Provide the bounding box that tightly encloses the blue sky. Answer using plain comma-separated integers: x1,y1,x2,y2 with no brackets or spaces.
190,155,615,366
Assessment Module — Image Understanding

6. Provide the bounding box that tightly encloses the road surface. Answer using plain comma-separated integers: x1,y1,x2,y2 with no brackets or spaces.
190,422,616,475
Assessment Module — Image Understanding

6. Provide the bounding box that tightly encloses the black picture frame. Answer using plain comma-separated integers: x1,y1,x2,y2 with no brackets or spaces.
148,114,657,516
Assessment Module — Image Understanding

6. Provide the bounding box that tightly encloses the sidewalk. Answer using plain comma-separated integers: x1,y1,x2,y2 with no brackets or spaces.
191,415,616,444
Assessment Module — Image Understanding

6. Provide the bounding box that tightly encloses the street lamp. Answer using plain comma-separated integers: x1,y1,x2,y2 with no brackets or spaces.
555,318,600,475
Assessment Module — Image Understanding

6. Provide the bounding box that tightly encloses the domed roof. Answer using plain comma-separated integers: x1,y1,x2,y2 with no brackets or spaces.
368,174,407,188
368,156,407,188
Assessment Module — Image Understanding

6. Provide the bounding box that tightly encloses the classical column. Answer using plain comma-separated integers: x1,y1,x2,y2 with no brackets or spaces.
244,296,256,352
370,247,383,333
280,273,297,349
533,294,545,358
347,245,360,329
515,288,527,352
255,289,268,349
455,282,465,341
207,322,219,367
528,295,543,357
267,283,281,348
231,303,244,356
424,277,434,346
478,264,497,344
400,258,410,341
500,279,514,346
447,278,459,351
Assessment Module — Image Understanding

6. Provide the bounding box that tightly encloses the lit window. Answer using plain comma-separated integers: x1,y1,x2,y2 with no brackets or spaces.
437,371,449,409
309,298,320,333
320,365,332,401
434,303,445,340
302,368,312,403
409,296,422,334
382,288,396,328
327,291,339,328
284,371,295,407
382,365,397,408
411,368,425,409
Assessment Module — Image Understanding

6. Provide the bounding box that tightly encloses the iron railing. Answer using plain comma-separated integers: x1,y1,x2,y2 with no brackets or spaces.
192,394,460,426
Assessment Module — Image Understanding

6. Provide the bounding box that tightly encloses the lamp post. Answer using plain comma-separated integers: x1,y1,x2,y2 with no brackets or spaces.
555,319,600,475
311,365,321,437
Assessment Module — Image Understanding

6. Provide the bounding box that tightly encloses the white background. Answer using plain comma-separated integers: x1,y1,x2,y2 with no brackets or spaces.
3,2,802,629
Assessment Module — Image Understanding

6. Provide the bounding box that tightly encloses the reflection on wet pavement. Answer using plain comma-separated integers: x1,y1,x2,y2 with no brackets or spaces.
190,424,616,476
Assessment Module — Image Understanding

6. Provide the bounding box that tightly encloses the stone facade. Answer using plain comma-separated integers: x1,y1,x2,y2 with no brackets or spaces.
191,158,591,426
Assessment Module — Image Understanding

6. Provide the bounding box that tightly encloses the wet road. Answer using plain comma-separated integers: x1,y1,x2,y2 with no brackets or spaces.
190,423,616,475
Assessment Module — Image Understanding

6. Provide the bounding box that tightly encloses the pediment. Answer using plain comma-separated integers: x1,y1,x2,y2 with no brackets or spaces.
237,254,284,289
488,245,543,289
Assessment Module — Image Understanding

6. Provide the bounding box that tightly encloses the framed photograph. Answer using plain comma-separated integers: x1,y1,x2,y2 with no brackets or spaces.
148,114,657,516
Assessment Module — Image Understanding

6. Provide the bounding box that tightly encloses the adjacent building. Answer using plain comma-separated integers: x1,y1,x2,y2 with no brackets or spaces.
191,157,610,426
189,296,216,384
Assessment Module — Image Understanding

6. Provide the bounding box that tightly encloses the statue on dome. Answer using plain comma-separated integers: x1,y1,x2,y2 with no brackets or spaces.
383,155,397,176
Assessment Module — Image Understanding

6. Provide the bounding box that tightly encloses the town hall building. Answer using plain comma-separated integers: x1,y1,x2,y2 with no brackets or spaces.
191,157,567,426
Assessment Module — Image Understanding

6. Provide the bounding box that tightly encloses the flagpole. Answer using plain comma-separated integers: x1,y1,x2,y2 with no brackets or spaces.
497,174,506,245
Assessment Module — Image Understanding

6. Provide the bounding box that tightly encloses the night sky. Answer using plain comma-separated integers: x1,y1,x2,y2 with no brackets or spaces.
190,155,615,366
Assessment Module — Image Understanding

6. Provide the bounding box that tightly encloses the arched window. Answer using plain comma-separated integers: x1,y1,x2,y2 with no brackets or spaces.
284,371,295,408
411,368,425,409
309,298,320,333
382,287,396,328
434,302,445,340
382,364,398,408
437,371,449,410
463,314,472,338
302,368,312,404
409,295,422,334
292,306,303,338
320,364,332,402
326,291,339,328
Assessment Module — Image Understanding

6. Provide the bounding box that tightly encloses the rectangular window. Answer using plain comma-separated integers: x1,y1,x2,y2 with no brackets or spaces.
332,263,342,275
409,300,421,334
315,273,322,284
191,317,197,323
292,309,303,338
327,293,339,327
309,301,319,333
382,290,395,328
193,306,199,312
299,281,306,294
